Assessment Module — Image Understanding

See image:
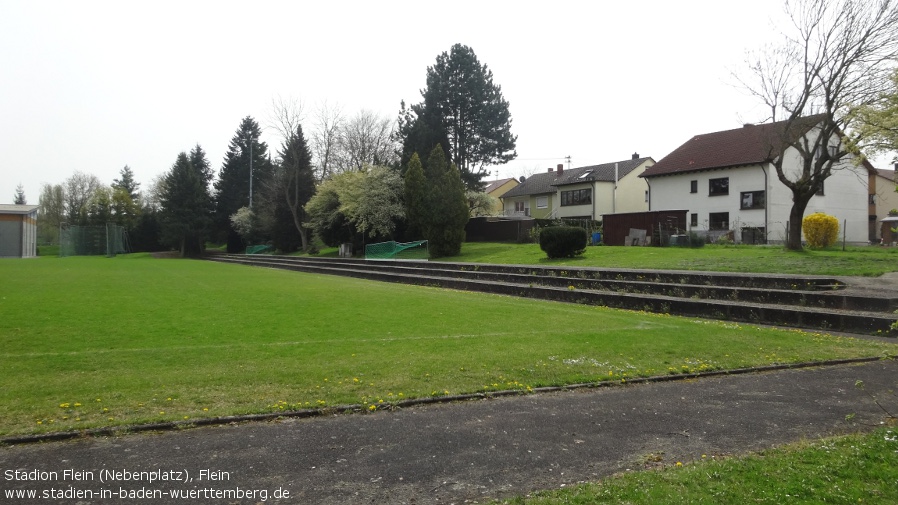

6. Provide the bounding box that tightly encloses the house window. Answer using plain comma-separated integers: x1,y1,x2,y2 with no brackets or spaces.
740,190,766,210
690,213,698,227
514,201,525,213
741,227,767,245
536,196,548,209
690,180,698,193
709,178,729,196
709,212,729,230
560,189,592,206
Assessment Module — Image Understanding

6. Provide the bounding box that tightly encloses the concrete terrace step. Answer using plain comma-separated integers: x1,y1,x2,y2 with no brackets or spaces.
204,254,896,335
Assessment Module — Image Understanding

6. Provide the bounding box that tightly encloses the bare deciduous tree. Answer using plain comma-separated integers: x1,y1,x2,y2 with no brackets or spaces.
738,0,898,250
310,100,344,182
64,171,102,225
338,109,398,172
38,183,66,243
270,97,316,251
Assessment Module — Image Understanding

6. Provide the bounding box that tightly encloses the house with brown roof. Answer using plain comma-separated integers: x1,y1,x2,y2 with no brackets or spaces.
501,154,654,220
483,177,519,215
640,117,872,244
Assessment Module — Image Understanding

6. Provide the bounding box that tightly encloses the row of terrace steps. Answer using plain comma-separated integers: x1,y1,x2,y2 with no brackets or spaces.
204,254,897,335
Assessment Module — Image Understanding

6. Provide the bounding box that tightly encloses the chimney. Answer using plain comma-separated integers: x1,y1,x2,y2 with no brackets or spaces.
632,152,639,160
894,162,897,171
557,163,563,175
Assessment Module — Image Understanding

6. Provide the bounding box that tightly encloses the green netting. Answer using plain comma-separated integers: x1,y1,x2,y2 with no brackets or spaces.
60,223,130,257
246,244,274,255
365,240,429,260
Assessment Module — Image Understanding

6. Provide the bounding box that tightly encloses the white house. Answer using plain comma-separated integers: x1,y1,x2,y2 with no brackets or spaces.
501,154,654,220
640,117,872,245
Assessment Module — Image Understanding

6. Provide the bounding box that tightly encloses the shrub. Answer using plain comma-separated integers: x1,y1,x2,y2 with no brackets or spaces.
802,212,839,248
687,231,706,248
539,226,588,258
527,225,542,244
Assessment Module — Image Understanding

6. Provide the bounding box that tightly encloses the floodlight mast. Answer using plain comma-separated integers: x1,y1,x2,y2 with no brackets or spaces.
248,137,253,209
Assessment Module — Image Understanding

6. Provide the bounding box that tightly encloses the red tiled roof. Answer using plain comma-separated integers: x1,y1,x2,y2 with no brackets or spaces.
641,115,826,178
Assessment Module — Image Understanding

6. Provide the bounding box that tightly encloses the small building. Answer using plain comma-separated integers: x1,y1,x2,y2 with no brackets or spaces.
0,204,39,258
500,154,655,220
602,210,689,246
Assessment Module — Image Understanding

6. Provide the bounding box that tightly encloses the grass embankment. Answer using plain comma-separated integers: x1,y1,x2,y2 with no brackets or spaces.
496,427,898,504
451,242,898,277
0,255,894,437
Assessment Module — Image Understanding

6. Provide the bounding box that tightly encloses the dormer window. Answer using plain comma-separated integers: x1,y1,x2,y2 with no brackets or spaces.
578,171,592,179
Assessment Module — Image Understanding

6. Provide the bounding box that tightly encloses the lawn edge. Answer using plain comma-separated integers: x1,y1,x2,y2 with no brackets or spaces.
2,356,887,447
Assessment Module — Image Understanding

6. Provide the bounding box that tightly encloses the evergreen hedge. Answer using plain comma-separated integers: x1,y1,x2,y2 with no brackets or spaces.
539,226,588,258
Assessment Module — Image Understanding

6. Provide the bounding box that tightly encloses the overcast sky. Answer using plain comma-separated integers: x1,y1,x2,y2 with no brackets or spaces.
2,0,890,205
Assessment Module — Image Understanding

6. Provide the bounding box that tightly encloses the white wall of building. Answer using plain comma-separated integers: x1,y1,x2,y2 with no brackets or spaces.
648,151,869,244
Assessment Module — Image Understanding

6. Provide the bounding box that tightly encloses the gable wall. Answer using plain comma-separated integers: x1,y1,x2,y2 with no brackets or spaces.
614,162,652,214
874,173,898,240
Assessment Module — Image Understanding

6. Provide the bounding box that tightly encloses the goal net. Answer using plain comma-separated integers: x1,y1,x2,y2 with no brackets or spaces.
364,240,429,261
60,223,130,257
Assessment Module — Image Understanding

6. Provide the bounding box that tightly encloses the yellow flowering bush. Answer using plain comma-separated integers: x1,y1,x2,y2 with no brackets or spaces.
802,212,839,248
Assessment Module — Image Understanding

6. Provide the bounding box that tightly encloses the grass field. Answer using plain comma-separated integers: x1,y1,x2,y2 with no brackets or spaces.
0,254,895,437
449,242,898,277
495,427,898,504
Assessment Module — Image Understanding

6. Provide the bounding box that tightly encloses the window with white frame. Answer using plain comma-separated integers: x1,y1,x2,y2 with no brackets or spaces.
536,196,548,209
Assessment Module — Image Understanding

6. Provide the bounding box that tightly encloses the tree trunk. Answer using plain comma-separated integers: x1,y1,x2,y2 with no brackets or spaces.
285,184,309,252
785,190,814,251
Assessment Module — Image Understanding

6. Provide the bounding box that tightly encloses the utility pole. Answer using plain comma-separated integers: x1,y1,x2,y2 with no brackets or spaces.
245,135,254,209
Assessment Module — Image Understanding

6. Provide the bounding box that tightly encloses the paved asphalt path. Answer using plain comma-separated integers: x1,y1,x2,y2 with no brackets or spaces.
1,360,896,504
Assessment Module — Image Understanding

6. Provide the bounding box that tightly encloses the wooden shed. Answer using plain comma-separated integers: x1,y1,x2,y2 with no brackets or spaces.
601,210,688,246
0,204,39,258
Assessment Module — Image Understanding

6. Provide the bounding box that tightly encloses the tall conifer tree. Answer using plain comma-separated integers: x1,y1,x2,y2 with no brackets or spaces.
214,116,272,252
160,150,213,257
398,44,517,190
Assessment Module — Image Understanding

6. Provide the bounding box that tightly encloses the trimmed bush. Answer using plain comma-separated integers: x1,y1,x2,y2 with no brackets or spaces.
687,231,706,248
802,212,839,248
539,226,588,258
